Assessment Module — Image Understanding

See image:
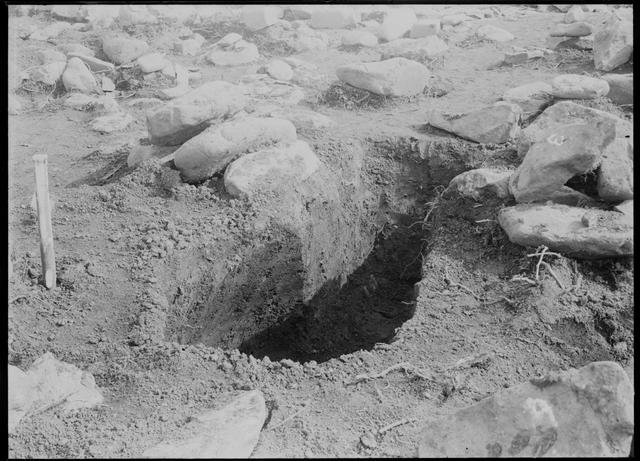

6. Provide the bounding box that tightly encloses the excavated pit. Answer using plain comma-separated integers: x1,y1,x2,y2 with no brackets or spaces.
158,136,471,363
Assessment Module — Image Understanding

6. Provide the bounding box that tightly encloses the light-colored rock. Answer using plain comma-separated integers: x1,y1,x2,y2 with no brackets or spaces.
127,145,156,167
58,43,95,57
224,140,321,198
146,81,247,146
206,39,259,66
380,36,448,60
62,57,98,93
419,361,634,456
158,85,191,100
376,8,417,42
342,30,378,47
515,101,633,202
118,5,158,26
546,186,598,207
503,48,545,65
286,6,314,20
427,103,522,144
441,14,471,26
310,6,360,29
36,49,67,64
502,81,553,116
264,59,293,81
477,25,514,42
174,117,297,182
241,5,283,31
564,5,586,23
336,57,431,97
147,5,197,23
64,93,98,109
29,22,71,41
136,53,169,73
498,204,633,257
91,112,133,133
9,353,104,434
446,168,512,200
550,22,593,37
551,74,609,99
593,14,633,71
143,391,267,458
603,73,633,105
510,120,616,203
174,34,205,56
67,53,115,73
410,19,441,38
30,61,67,86
101,76,115,92
102,35,149,65
238,74,305,107
598,141,633,202
551,4,573,13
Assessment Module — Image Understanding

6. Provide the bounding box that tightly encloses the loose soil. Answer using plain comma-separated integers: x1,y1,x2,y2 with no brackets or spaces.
8,5,633,458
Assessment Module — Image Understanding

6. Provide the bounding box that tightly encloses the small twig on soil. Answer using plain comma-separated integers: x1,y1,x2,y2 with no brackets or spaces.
540,261,565,290
443,270,484,302
269,400,310,431
378,418,417,435
347,362,436,386
474,219,495,223
510,275,538,285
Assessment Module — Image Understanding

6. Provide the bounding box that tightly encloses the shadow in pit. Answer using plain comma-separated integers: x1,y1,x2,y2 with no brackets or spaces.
239,223,425,364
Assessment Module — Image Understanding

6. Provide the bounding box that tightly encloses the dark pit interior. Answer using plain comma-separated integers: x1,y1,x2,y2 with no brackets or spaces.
239,221,425,363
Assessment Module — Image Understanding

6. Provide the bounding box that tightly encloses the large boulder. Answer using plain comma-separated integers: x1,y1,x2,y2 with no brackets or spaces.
509,121,616,203
551,74,610,99
224,140,321,198
341,30,378,47
143,391,267,458
146,81,247,146
498,204,633,257
502,81,553,116
380,36,448,60
375,8,417,42
30,61,67,86
516,101,633,202
336,57,431,97
427,102,522,144
174,117,297,183
603,73,633,105
263,59,293,81
418,361,634,456
564,5,586,23
61,57,99,93
102,35,149,65
136,53,169,73
9,353,104,434
310,6,360,29
593,13,633,71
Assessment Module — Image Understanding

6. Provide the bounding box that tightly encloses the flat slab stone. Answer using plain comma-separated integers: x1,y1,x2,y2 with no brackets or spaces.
418,361,634,456
498,203,633,258
477,25,514,42
509,121,616,203
102,35,149,65
143,390,266,458
603,73,633,105
502,81,553,116
224,140,321,198
67,53,115,73
146,81,247,146
336,57,431,97
550,22,593,37
174,116,297,182
62,57,99,93
9,353,104,434
551,74,609,99
427,102,522,144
